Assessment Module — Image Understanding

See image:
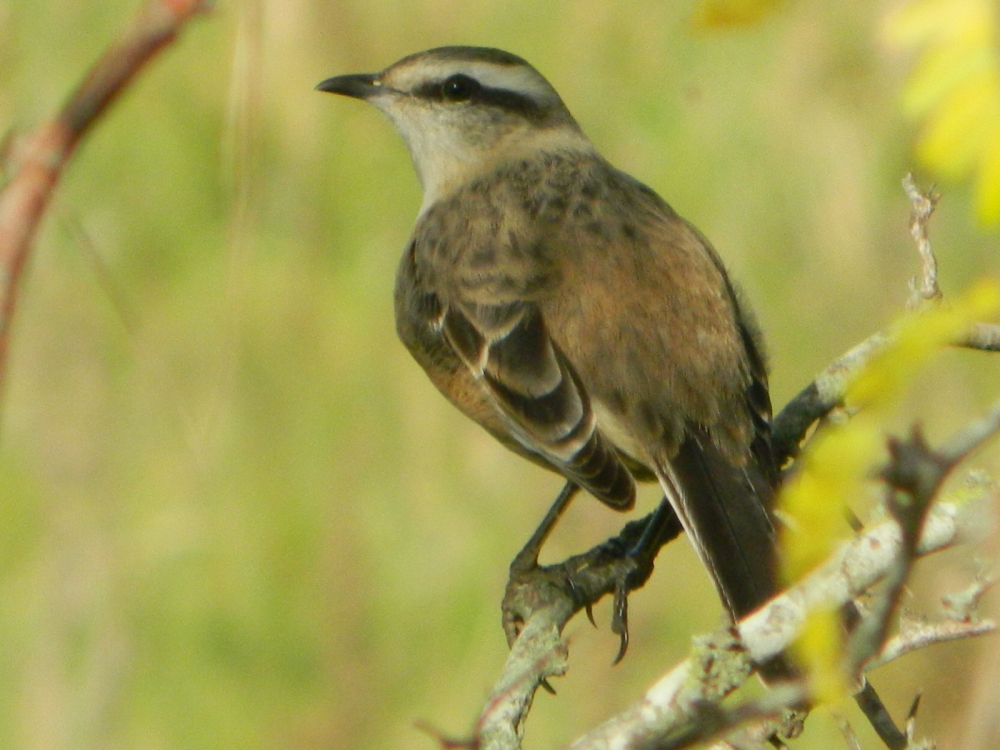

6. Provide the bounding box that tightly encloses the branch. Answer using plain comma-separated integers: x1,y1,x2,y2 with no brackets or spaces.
771,176,1000,465
0,0,211,394
568,482,993,750
771,329,892,466
673,427,999,750
846,428,953,675
902,173,941,307
478,614,570,750
697,609,996,750
961,322,1000,352
866,612,996,672
772,322,1000,468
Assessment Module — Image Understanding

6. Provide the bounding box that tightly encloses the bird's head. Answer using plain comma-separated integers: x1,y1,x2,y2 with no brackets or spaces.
318,47,592,207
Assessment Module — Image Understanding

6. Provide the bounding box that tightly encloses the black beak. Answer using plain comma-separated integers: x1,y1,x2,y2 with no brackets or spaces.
315,73,381,100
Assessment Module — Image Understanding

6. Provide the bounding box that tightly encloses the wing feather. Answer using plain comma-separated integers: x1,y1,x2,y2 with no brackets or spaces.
442,298,635,509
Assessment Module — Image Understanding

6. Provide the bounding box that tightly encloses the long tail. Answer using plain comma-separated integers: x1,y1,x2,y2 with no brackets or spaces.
654,426,778,621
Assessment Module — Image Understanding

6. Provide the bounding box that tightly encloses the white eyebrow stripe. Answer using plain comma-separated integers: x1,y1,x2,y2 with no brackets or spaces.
463,63,556,101
390,61,557,104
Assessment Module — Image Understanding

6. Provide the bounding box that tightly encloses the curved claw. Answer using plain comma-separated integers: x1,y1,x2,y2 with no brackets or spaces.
585,603,596,628
612,628,629,665
610,582,630,665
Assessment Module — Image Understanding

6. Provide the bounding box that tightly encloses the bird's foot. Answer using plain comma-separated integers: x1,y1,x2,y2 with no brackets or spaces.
501,514,666,663
609,554,648,664
501,556,579,650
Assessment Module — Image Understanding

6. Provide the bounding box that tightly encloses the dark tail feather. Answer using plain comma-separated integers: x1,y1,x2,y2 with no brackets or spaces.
655,428,778,620
657,426,798,681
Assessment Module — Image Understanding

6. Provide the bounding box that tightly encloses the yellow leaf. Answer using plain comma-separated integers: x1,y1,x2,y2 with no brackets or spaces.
793,605,850,706
691,0,785,28
780,414,880,583
884,0,987,47
848,279,1000,409
778,280,1000,703
915,69,1000,177
883,0,1000,227
899,44,993,116
974,113,1000,223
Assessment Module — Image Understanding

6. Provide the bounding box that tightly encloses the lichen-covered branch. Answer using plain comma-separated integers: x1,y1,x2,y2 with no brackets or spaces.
469,473,993,750
469,174,1000,750
568,489,990,750
566,406,999,750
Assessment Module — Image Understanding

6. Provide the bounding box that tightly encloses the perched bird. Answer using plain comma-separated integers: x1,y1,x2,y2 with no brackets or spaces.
318,47,781,654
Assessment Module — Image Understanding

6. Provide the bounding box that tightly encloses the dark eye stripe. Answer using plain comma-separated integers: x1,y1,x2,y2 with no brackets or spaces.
478,87,543,119
413,79,544,121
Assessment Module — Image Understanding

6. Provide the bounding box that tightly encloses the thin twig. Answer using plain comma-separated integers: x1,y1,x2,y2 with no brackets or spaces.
938,399,1000,464
772,329,892,465
867,616,996,672
961,323,1000,352
847,429,951,674
855,680,907,750
772,320,1000,467
477,612,569,750
772,321,1000,467
0,0,211,396
833,709,864,750
568,497,971,750
771,175,998,464
902,173,941,307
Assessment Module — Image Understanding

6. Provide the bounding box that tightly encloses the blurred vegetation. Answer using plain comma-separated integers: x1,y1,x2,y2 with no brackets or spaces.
883,0,1000,226
780,281,1000,707
0,1,997,749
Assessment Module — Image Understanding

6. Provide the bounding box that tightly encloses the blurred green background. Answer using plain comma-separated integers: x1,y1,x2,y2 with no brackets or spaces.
0,0,998,748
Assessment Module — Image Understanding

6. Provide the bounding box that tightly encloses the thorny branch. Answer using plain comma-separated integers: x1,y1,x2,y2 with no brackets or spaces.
568,404,1000,750
847,428,952,674
0,0,211,396
472,473,996,750
567,489,995,750
771,176,1000,465
701,605,995,750
467,176,1000,750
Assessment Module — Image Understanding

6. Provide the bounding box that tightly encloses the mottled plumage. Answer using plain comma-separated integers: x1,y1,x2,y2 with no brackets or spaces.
320,47,780,623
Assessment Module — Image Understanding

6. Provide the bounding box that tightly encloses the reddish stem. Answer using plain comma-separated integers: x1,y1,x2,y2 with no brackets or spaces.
0,0,211,392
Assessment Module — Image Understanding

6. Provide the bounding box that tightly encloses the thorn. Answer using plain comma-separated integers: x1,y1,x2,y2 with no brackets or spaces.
539,678,557,695
845,508,864,533
585,603,596,628
907,692,922,721
414,719,478,749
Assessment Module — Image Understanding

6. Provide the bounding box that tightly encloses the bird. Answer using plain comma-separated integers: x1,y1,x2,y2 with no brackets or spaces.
317,46,782,661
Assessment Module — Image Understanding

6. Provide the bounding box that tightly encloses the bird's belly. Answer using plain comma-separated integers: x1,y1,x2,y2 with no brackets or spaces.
591,400,651,476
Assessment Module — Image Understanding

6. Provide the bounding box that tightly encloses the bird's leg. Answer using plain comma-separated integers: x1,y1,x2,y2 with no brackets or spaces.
502,482,580,648
610,497,682,663
503,487,684,665
509,481,579,574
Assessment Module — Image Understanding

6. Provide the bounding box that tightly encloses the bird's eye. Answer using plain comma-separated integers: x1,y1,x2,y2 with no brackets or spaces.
441,74,480,102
